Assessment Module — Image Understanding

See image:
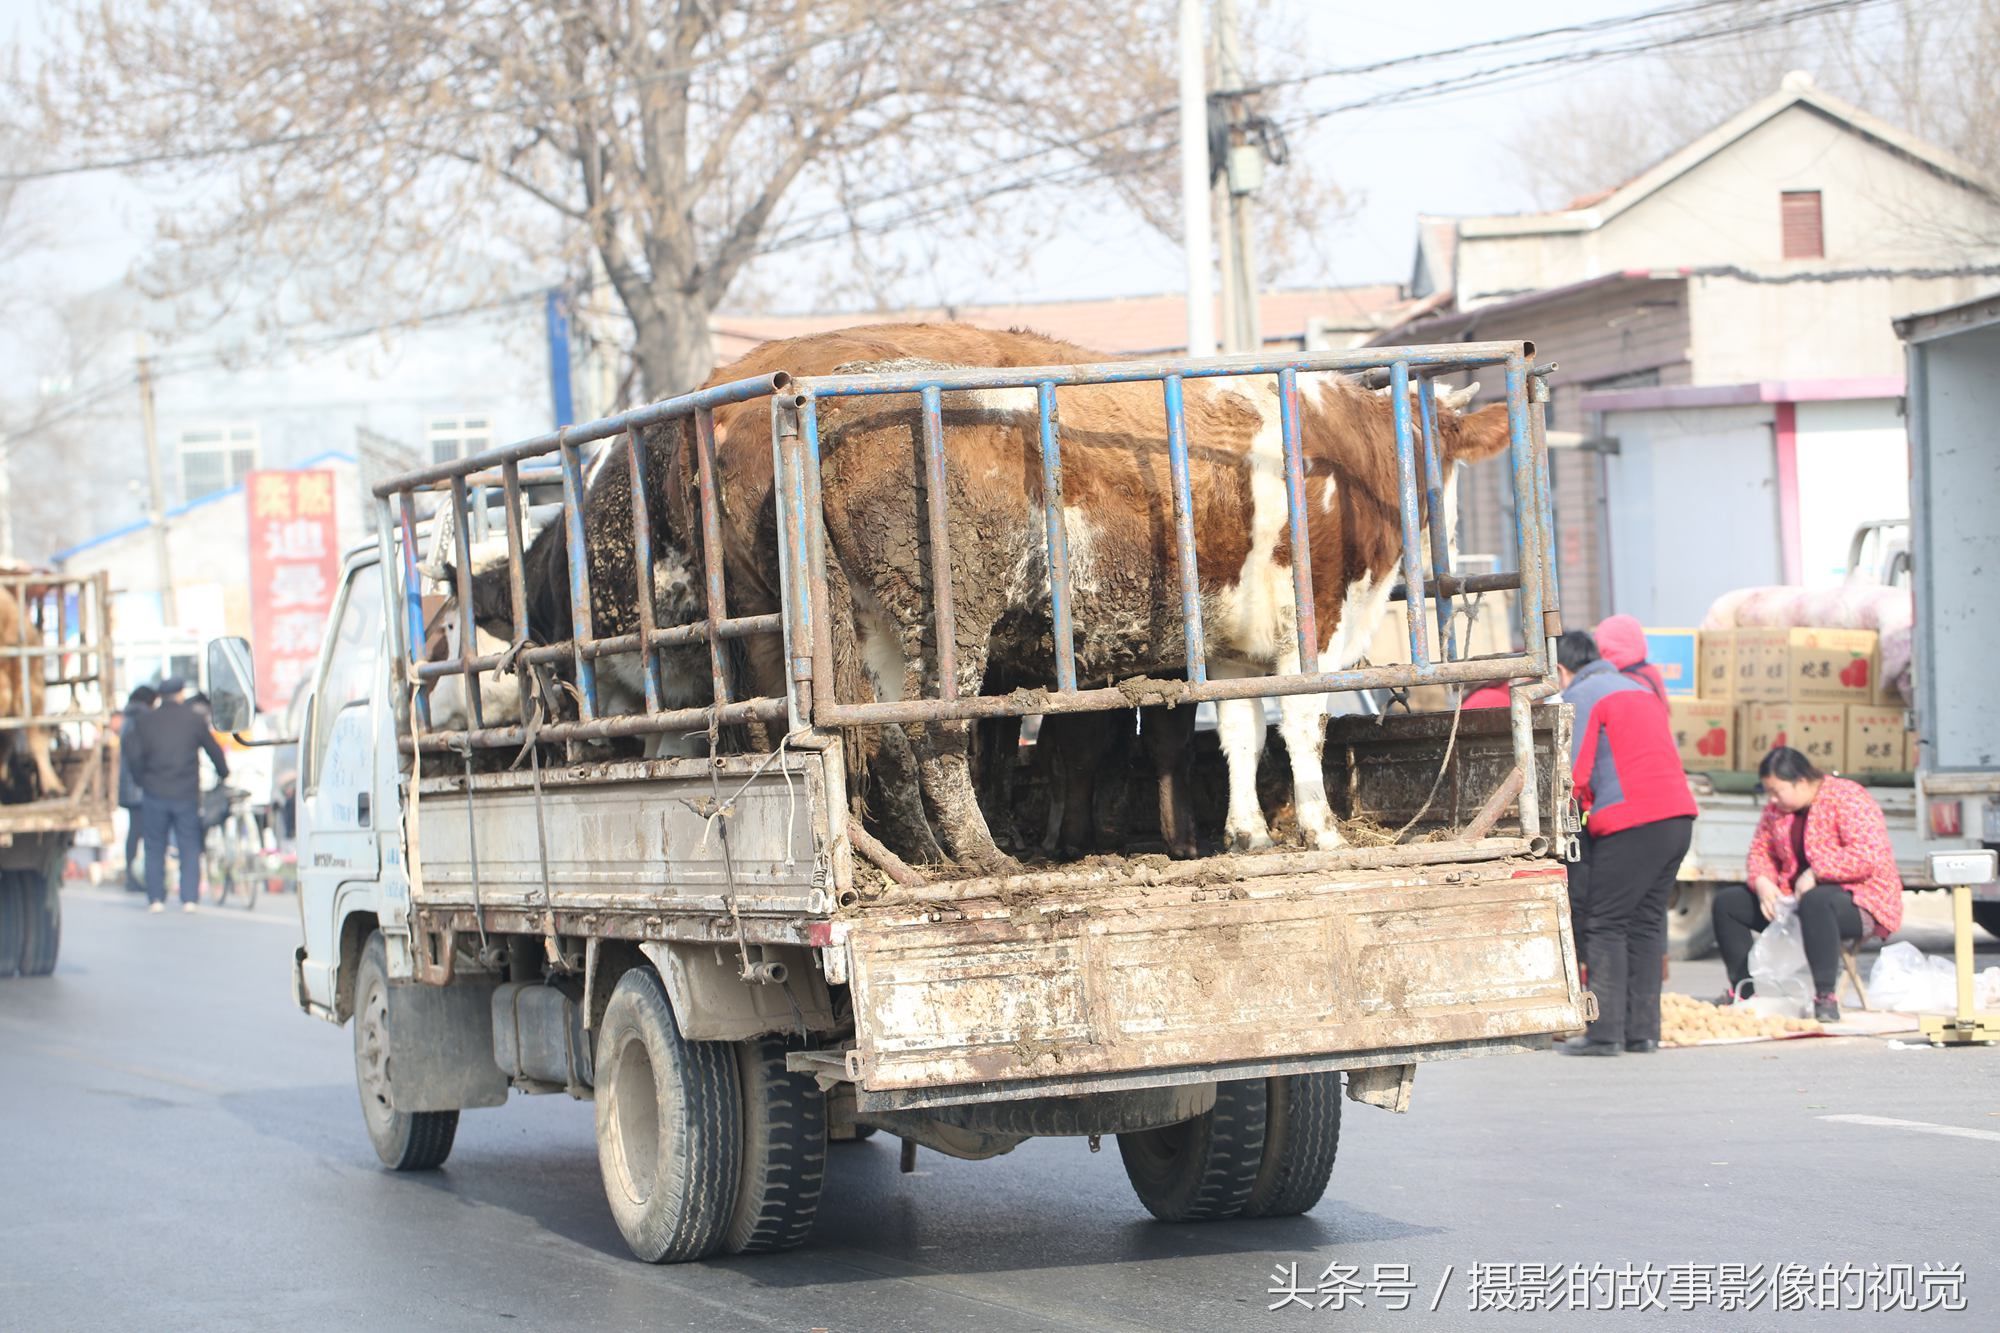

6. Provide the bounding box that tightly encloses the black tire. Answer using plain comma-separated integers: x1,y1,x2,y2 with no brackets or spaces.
1240,1073,1342,1219
726,1037,828,1254
1117,1077,1267,1222
19,866,61,977
353,933,459,1171
1973,901,2000,941
1667,882,1718,961
594,967,742,1263
0,871,25,979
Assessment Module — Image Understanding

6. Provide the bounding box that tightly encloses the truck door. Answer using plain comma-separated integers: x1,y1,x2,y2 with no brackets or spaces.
296,560,385,1012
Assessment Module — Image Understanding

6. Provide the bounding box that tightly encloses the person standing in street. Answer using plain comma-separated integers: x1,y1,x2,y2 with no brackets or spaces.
114,685,157,892
121,676,229,914
1555,631,1696,1056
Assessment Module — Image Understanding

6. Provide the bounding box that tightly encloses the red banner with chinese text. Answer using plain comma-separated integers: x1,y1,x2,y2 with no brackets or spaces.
246,470,339,709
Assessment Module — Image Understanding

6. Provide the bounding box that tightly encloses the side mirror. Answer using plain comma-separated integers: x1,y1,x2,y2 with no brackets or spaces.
206,637,258,733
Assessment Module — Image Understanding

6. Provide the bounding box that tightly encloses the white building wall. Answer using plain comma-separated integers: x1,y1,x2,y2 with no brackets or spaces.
1601,403,1782,624
1794,398,1908,586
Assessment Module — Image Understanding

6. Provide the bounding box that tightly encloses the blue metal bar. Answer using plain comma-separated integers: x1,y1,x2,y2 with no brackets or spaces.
623,428,663,713
692,407,733,708
796,340,1535,400
556,432,598,719
396,491,430,731
1037,380,1077,694
1504,354,1547,674
919,384,958,699
1277,368,1318,673
771,394,815,732
1389,361,1430,669
795,394,827,726
1417,378,1458,664
373,494,411,734
1161,374,1207,685
448,475,484,730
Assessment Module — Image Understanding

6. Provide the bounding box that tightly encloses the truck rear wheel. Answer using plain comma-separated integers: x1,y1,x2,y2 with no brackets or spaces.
1239,1072,1341,1219
18,866,61,977
726,1037,828,1254
0,871,24,979
354,933,459,1171
594,966,743,1263
1117,1077,1267,1222
1667,882,1718,960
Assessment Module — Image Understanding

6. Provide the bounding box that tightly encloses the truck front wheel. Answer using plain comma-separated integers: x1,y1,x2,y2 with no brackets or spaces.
594,966,743,1263
1240,1072,1342,1218
353,933,459,1171
1117,1078,1267,1222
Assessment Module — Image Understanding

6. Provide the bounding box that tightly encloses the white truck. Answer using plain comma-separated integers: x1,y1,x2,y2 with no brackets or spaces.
209,340,1589,1263
1666,294,2000,957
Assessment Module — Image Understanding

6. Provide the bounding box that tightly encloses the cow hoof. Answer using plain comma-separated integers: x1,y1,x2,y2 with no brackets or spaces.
1226,825,1275,854
1165,838,1200,862
1305,827,1349,852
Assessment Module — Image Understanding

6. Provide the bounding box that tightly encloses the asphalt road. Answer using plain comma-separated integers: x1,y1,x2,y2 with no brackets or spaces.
4,890,1997,1332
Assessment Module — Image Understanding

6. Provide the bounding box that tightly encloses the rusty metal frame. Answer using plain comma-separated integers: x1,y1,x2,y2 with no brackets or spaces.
371,374,796,756
367,340,1565,853
0,570,117,825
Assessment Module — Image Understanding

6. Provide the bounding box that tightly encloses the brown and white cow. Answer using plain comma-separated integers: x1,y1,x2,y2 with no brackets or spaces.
800,349,1513,865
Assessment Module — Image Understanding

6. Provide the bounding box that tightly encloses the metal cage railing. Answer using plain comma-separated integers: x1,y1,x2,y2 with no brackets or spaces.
376,339,1561,843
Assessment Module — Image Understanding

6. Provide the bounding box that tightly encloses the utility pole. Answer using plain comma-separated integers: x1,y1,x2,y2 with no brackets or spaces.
1213,0,1262,354
135,341,178,628
1177,0,1215,358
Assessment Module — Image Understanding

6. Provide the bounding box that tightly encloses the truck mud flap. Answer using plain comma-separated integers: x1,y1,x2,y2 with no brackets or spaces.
843,867,1583,1103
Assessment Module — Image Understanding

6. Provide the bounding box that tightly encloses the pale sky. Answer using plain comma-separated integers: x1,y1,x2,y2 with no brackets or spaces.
0,1,1889,331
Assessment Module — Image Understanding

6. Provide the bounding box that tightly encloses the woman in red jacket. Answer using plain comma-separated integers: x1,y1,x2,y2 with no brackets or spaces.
1712,747,1904,1021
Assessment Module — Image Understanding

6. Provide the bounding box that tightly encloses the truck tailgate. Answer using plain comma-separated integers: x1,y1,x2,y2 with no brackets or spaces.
842,861,1583,1107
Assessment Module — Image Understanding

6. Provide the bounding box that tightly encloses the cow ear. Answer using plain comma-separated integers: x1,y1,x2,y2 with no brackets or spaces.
1452,402,1513,463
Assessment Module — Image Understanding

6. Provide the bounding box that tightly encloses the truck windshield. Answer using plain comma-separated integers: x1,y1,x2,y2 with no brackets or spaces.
306,566,382,792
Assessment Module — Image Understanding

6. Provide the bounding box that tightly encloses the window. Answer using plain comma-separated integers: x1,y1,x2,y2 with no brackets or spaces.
305,565,381,792
1781,190,1823,259
427,414,492,464
179,424,260,501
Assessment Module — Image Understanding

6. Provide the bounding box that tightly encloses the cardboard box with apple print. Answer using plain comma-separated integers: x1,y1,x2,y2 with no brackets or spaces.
1668,699,1736,771
1740,703,1846,772
1788,628,1879,704
1845,706,1908,773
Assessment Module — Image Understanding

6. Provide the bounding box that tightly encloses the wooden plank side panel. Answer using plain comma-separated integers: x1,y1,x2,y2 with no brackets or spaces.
847,870,1584,1092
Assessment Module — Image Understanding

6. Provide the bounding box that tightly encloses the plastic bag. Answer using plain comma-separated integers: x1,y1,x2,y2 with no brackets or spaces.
1746,904,1813,1017
1867,941,1960,1014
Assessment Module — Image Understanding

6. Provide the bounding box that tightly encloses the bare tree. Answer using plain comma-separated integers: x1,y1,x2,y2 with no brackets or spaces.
29,0,1339,400
1510,0,2000,209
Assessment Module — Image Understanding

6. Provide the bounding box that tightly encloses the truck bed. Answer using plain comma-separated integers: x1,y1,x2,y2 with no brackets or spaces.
826,851,1582,1109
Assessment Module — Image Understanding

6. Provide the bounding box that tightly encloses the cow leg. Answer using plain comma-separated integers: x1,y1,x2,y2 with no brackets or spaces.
1038,712,1108,859
902,654,1012,872
1143,705,1199,860
1276,690,1343,851
1214,696,1275,852
27,727,62,798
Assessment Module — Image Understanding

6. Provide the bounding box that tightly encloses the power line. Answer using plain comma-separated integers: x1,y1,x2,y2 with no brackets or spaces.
1278,0,1896,131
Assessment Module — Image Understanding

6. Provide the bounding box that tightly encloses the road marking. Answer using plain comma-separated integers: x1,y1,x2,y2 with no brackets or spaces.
1818,1114,2000,1144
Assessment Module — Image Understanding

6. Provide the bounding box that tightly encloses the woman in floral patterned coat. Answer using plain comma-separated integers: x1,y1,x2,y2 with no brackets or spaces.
1712,747,1904,1021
